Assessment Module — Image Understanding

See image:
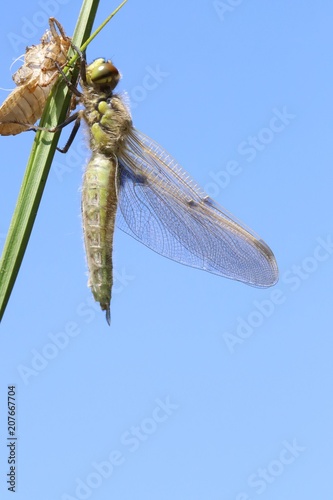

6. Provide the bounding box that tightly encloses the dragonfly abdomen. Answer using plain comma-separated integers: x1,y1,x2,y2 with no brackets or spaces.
81,152,118,324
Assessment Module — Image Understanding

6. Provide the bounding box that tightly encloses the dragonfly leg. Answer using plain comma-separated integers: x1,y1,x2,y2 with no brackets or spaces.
66,43,87,83
53,111,82,153
50,59,82,97
48,42,87,98
79,54,88,83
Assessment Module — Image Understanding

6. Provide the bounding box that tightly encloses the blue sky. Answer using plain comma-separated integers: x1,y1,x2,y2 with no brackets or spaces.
0,1,332,499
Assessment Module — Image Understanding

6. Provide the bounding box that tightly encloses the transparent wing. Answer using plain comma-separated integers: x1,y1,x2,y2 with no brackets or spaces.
116,128,278,287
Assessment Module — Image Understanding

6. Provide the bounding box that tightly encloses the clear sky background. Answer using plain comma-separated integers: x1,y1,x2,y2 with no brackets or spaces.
0,1,332,499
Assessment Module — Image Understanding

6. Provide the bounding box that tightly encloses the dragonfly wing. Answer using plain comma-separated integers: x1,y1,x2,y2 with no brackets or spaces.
116,128,278,287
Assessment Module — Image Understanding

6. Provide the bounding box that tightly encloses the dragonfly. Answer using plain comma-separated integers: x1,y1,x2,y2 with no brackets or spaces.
0,17,71,136
54,56,278,324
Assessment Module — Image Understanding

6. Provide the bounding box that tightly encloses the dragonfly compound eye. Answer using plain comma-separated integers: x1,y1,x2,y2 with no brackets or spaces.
87,60,120,90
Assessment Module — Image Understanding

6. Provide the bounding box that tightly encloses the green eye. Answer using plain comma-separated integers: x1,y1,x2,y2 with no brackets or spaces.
87,59,120,90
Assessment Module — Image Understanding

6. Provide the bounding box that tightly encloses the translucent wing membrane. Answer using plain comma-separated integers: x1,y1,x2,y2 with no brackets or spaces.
117,129,278,287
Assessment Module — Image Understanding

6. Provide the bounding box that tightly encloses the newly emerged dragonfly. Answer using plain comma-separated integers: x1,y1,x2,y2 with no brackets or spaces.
0,17,71,135
55,57,278,324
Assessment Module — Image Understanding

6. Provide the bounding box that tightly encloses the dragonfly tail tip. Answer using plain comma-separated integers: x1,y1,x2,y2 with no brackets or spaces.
105,307,111,326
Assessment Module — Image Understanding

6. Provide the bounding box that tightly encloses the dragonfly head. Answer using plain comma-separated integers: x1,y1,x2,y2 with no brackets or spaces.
85,58,120,91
